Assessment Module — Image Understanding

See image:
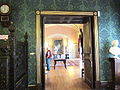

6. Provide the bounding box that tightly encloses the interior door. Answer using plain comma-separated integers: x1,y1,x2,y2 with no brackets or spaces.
83,17,95,88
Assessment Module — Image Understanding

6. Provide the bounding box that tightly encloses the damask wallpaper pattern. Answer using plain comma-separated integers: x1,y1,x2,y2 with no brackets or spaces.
0,0,120,84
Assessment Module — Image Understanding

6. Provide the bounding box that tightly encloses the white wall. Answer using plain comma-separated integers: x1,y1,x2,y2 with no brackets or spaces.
45,24,83,58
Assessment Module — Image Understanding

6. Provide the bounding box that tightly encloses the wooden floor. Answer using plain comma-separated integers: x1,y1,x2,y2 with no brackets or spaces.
45,66,91,90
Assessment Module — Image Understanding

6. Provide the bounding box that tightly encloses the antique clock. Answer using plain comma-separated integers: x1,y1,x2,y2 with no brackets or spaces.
0,4,11,27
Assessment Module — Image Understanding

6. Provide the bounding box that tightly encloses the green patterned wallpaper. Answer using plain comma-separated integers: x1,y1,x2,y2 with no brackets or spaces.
0,0,120,84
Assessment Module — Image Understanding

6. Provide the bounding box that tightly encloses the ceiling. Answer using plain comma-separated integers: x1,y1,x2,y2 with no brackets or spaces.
45,24,83,35
43,15,89,24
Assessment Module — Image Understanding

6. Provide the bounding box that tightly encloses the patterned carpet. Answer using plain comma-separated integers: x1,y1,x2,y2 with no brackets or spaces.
50,59,80,66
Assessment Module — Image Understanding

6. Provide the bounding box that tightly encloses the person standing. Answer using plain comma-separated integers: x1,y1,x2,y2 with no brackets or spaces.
46,48,52,71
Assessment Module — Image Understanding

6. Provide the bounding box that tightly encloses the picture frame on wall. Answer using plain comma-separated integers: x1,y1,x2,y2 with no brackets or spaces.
54,39,63,54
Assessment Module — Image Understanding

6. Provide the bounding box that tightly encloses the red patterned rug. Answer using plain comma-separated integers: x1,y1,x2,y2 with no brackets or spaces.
50,59,80,66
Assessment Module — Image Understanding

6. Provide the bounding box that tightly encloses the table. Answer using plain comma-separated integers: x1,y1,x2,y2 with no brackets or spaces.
54,59,67,69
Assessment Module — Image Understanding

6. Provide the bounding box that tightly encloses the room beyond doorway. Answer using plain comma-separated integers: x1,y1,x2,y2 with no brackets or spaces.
44,23,84,90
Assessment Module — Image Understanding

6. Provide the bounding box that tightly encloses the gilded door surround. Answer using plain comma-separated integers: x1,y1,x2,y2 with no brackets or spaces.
35,11,99,86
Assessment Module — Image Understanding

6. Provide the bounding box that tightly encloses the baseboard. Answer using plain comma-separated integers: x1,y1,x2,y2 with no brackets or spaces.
95,81,115,89
28,83,42,90
28,85,37,90
100,81,115,89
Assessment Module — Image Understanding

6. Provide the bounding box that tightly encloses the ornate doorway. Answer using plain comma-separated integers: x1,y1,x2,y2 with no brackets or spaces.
35,11,99,90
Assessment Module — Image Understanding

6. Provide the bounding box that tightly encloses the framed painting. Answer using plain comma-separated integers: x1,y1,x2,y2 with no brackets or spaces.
54,40,63,54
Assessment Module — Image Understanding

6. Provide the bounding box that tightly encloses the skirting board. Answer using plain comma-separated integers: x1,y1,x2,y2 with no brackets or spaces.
95,81,115,89
28,83,42,90
28,85,37,90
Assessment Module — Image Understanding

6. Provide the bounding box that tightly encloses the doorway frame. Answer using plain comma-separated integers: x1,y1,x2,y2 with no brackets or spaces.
35,11,99,89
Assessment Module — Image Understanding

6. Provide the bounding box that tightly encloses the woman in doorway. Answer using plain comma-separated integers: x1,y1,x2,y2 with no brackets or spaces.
46,48,52,71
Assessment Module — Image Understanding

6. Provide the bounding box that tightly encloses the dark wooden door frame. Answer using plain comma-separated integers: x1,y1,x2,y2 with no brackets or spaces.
35,11,99,90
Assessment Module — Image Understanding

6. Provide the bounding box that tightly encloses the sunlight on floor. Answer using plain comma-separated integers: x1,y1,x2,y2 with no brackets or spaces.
68,67,76,76
45,66,90,90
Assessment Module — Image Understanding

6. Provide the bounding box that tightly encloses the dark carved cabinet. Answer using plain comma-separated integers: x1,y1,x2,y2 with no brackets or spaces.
0,41,9,89
115,60,120,86
109,58,120,89
0,31,28,90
